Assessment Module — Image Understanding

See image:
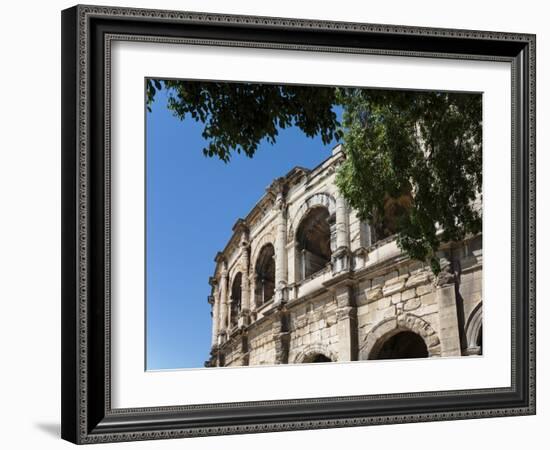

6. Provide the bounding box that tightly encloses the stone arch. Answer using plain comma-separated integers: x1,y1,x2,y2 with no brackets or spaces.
228,266,241,292
360,314,441,360
288,192,336,243
293,343,337,364
250,232,275,271
295,206,332,280
465,301,483,355
253,243,275,307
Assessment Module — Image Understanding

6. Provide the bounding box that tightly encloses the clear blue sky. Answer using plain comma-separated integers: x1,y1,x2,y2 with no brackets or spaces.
146,83,342,370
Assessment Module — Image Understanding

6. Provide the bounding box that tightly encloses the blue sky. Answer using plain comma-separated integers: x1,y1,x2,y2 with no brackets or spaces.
146,83,341,370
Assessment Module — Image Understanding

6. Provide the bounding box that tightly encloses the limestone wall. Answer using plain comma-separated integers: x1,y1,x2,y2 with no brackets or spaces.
248,320,277,366
207,145,483,368
287,294,339,363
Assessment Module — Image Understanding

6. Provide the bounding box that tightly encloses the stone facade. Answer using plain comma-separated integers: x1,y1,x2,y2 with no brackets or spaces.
206,145,483,367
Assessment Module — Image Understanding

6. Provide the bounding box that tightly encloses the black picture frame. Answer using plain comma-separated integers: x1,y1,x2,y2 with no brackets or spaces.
61,4,536,444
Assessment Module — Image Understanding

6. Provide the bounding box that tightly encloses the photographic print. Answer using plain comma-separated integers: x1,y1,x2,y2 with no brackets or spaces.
145,79,483,370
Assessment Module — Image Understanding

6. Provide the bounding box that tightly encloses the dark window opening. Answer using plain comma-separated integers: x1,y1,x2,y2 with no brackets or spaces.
296,207,332,280
303,353,332,363
230,273,242,328
255,244,275,307
371,331,428,360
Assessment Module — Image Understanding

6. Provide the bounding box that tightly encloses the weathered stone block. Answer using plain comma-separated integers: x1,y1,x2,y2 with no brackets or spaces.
391,293,402,304
415,283,433,296
406,272,431,289
383,280,405,296
311,330,321,343
376,297,391,310
355,291,368,307
383,306,396,319
421,292,437,305
401,288,416,301
366,285,383,302
384,270,399,282
418,303,439,316
404,297,421,311
426,334,439,348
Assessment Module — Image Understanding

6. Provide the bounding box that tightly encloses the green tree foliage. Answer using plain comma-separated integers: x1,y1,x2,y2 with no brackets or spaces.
147,79,340,162
335,89,482,274
147,80,482,273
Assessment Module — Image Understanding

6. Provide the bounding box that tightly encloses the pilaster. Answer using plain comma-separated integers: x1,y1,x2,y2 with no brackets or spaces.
238,232,251,327
274,187,288,304
334,284,358,361
332,194,351,274
218,264,228,344
209,277,219,348
435,258,462,357
272,306,290,364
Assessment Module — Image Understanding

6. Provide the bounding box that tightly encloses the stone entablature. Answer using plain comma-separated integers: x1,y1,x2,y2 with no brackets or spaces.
206,144,482,367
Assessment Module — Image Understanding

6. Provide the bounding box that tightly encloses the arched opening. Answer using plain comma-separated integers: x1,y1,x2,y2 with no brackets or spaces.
371,331,428,360
230,273,242,328
465,301,482,355
254,244,275,307
302,353,332,363
296,207,332,281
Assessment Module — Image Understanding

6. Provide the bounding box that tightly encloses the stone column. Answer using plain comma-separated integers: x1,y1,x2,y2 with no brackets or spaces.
272,306,290,364
239,238,250,327
249,274,257,316
287,241,296,285
335,194,349,249
274,191,288,304
335,284,358,361
209,278,219,347
332,194,350,274
435,259,462,357
218,265,229,342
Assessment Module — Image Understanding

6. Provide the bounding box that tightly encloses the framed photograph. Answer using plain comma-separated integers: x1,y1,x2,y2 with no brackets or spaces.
61,4,536,444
